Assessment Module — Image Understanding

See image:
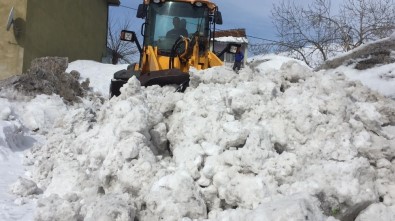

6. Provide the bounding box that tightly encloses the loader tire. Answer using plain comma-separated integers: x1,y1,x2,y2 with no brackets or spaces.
109,68,141,98
109,79,127,98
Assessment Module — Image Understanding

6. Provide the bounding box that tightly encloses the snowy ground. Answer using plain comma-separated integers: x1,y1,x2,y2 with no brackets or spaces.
1,52,395,220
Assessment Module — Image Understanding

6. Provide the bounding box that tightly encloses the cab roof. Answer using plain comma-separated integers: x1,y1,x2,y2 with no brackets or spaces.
143,0,217,11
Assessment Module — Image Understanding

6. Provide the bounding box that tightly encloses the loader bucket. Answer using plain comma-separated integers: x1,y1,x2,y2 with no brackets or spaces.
110,79,127,97
110,68,190,98
139,69,190,88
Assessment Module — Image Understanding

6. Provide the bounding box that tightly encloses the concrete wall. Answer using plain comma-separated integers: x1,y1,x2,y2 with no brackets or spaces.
0,0,27,80
23,0,109,72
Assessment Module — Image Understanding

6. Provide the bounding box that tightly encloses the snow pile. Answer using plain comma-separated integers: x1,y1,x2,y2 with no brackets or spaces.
0,92,71,220
9,57,90,103
248,54,308,72
66,60,128,97
320,37,395,98
328,62,395,99
25,58,395,220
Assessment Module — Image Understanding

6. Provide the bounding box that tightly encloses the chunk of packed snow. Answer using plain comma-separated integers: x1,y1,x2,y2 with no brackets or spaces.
355,203,395,221
11,177,41,197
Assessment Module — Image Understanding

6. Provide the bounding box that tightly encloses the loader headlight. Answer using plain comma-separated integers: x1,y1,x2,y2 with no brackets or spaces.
120,30,136,42
153,0,160,3
195,2,203,7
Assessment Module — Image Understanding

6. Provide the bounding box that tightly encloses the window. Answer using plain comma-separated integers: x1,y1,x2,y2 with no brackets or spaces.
145,2,209,53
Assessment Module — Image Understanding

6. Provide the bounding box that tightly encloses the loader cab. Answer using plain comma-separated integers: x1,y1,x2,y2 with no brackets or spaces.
139,1,211,55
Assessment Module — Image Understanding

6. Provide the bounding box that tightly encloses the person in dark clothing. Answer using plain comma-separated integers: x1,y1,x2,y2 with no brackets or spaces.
179,19,189,37
233,47,244,72
166,17,188,38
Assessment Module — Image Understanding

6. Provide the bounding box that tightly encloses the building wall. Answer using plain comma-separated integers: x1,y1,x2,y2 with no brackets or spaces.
0,0,27,80
23,0,109,72
212,42,248,67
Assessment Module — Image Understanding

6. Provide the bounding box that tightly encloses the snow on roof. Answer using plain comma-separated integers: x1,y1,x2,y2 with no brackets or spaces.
213,29,248,44
214,29,246,38
214,36,249,44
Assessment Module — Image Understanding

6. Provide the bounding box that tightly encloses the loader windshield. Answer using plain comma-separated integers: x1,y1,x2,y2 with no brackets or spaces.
144,1,210,53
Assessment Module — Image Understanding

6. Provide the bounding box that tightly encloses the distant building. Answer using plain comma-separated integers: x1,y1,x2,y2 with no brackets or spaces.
0,0,120,80
211,29,248,67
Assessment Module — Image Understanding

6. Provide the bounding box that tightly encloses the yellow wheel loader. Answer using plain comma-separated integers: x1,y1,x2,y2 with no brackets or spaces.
110,0,240,97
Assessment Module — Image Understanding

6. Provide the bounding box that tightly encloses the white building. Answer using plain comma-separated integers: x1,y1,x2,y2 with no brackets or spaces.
211,29,248,67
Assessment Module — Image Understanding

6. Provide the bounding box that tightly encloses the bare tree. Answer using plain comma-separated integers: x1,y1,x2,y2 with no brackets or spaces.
339,0,395,48
107,18,138,64
249,42,276,56
271,0,395,67
271,0,338,66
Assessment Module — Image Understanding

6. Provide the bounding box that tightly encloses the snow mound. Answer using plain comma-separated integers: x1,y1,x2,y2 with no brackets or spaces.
0,94,62,220
320,37,395,70
9,57,91,103
248,54,308,72
26,60,395,220
66,60,128,97
315,37,395,99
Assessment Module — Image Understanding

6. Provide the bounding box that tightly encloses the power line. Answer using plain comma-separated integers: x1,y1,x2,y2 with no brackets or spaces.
119,5,137,10
245,35,278,43
115,6,279,44
214,27,278,44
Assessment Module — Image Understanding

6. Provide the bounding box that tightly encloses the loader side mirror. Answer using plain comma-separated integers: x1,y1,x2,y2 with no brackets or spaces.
120,30,136,42
214,11,223,25
136,4,147,19
227,43,241,54
229,45,238,54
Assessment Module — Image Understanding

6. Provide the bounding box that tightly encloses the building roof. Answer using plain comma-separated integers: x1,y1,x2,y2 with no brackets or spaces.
108,0,120,5
214,29,246,38
213,29,248,44
143,0,217,11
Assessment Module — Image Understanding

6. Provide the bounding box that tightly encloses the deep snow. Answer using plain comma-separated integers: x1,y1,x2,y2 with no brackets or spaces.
0,53,395,220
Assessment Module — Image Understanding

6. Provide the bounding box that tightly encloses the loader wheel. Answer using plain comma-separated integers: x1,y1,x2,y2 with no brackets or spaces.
175,80,189,93
109,79,127,98
109,67,141,98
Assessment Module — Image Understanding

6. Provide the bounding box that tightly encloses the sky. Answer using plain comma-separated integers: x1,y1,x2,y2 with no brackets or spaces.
109,0,344,45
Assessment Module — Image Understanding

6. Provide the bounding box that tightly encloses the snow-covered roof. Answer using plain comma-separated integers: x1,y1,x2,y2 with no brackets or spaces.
213,29,248,44
214,36,249,44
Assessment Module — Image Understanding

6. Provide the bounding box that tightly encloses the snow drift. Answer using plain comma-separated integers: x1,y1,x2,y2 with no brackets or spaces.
20,58,395,220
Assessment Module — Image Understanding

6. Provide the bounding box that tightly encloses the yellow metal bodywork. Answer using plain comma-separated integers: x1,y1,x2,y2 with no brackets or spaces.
135,0,223,75
136,40,223,74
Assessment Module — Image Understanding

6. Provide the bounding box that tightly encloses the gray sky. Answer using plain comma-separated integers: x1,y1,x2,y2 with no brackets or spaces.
110,0,344,44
